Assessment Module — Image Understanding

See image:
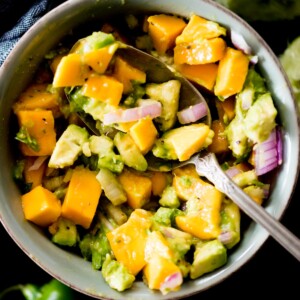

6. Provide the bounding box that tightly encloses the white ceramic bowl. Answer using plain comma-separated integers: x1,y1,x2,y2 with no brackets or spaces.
0,0,299,299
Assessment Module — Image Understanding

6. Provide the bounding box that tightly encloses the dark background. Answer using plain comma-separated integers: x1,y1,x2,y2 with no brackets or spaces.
1,8,300,300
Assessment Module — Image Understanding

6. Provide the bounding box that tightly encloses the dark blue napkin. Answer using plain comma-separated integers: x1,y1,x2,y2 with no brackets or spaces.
0,0,64,66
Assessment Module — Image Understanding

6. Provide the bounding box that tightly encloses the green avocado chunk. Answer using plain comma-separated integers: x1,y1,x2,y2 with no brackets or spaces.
114,132,148,171
102,254,135,292
48,124,89,168
50,217,78,247
190,240,227,279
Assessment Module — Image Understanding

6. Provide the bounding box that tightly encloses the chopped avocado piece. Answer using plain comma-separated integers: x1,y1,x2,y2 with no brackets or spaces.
219,200,240,249
225,116,250,159
114,132,148,171
232,169,259,188
243,93,277,143
152,124,213,162
159,226,193,278
145,80,181,131
160,226,193,258
89,135,124,173
152,207,184,227
48,124,89,168
235,69,267,119
78,31,115,53
49,217,78,247
79,212,114,270
96,168,127,206
190,239,227,279
159,186,180,208
102,254,135,292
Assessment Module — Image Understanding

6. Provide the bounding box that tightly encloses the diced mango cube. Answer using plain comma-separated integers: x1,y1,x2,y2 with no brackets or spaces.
21,185,61,227
118,169,152,209
175,63,218,92
176,14,226,44
62,167,102,229
52,53,90,87
106,209,153,276
214,47,250,99
113,56,146,94
173,175,223,239
16,110,56,156
143,254,182,291
176,214,220,239
12,83,60,113
147,14,186,54
83,43,118,73
174,38,226,65
144,231,174,262
207,120,229,154
150,171,172,196
129,118,158,154
170,124,211,161
82,74,123,106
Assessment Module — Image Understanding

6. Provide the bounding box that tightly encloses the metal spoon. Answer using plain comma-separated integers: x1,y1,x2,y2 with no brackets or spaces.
69,44,300,261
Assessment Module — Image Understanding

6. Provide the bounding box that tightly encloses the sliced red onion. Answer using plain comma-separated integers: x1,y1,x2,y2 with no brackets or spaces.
231,30,258,64
230,30,252,55
177,102,207,124
160,271,183,295
218,231,234,245
103,101,162,125
28,156,48,171
254,127,282,176
276,127,283,165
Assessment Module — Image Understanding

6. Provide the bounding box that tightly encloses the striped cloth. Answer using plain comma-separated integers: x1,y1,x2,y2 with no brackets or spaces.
0,0,64,66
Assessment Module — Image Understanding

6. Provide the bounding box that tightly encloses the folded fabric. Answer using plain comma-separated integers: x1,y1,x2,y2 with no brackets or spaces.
0,0,64,66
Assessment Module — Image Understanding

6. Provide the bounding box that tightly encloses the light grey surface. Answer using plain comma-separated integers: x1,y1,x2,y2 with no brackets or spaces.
0,0,299,299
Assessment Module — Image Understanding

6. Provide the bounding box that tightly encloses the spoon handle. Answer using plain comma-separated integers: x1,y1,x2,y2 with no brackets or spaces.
193,152,300,262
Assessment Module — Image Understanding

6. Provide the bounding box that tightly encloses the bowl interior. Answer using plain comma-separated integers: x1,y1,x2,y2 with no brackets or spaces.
0,0,299,299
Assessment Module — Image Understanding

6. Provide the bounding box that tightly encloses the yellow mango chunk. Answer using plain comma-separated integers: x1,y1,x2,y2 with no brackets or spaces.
176,63,219,91
150,171,172,196
129,118,158,154
207,120,229,154
106,209,153,276
172,164,199,179
176,14,226,44
113,56,146,94
82,74,123,106
176,215,220,239
169,124,212,161
82,43,118,73
214,47,250,99
143,254,182,291
50,54,64,74
174,38,226,65
215,96,236,122
173,175,223,239
62,167,102,229
52,53,90,87
24,156,47,189
147,14,186,54
16,110,56,156
144,231,174,262
118,169,152,209
21,185,61,227
12,83,60,113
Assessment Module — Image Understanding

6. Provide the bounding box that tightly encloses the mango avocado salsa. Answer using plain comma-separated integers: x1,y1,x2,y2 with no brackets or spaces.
12,12,282,295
